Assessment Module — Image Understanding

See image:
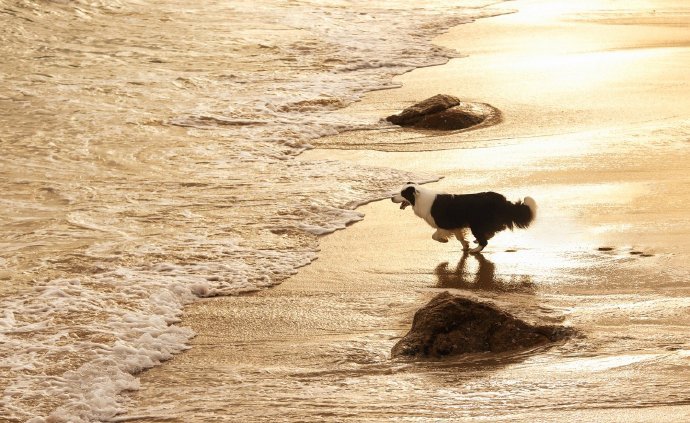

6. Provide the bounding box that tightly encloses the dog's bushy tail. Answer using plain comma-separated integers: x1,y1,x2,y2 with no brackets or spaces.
508,196,537,229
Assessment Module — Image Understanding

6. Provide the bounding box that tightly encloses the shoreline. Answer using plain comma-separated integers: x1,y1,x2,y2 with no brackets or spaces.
125,0,690,420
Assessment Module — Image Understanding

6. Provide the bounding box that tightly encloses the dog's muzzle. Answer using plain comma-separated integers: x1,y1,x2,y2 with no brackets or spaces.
391,195,410,210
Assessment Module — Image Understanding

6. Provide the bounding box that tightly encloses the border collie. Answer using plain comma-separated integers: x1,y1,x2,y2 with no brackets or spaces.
391,183,537,253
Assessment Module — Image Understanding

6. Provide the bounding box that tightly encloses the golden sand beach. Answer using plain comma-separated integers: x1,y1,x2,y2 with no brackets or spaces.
124,0,690,420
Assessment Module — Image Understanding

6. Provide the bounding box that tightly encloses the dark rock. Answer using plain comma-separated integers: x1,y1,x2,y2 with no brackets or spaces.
386,95,501,131
392,292,574,359
386,94,460,126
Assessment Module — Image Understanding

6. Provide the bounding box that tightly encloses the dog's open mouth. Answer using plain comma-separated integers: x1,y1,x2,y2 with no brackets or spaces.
397,200,410,210
392,195,410,210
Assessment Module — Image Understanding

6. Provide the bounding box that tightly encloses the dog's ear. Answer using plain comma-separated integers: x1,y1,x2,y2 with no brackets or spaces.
401,186,416,206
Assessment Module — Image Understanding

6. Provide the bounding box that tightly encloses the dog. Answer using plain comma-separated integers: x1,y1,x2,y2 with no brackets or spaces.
391,182,537,253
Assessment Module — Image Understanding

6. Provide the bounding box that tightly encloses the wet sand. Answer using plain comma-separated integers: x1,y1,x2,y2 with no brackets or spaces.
125,0,690,421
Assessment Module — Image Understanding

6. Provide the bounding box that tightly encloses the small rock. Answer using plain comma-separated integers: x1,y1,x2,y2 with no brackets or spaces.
386,94,460,126
392,291,574,359
386,94,500,131
412,106,484,130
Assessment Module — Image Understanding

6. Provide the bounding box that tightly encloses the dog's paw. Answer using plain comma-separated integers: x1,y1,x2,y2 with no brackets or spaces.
433,236,449,243
469,245,485,253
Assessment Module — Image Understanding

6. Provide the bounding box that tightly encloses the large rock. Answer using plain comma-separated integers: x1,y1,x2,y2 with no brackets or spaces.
392,292,573,359
386,94,501,131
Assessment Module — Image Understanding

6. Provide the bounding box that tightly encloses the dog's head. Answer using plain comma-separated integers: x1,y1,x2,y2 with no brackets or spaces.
391,182,418,210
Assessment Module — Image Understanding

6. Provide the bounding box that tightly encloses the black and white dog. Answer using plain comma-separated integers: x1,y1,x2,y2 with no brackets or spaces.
391,183,537,253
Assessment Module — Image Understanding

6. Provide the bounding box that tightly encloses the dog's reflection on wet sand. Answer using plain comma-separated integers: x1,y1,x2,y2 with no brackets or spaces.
435,252,534,293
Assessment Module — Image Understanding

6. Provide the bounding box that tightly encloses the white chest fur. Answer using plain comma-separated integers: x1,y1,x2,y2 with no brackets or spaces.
412,189,438,229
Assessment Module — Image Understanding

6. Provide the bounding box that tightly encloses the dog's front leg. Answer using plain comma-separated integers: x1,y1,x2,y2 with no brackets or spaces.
432,229,451,243
454,229,469,250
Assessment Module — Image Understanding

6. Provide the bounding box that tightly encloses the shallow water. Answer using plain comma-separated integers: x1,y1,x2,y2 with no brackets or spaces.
0,0,505,421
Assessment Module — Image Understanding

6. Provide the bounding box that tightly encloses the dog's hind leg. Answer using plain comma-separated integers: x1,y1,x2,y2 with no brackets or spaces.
469,226,488,253
469,244,485,253
432,229,452,243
